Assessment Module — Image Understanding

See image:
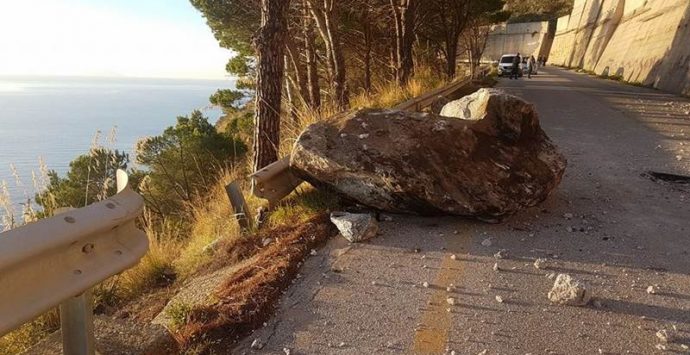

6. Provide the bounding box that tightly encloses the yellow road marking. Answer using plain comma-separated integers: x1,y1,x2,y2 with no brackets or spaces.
412,228,473,354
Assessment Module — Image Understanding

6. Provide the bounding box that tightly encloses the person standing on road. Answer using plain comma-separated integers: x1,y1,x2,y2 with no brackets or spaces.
527,55,535,78
510,52,521,80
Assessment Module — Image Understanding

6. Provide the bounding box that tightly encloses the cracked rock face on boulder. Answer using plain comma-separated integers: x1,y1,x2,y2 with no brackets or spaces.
290,88,566,220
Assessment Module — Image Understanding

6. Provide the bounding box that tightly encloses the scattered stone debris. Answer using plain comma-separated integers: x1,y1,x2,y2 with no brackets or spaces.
494,249,509,259
291,89,566,220
547,274,592,306
282,348,291,355
250,339,264,350
310,249,318,256
423,282,430,288
481,238,493,247
447,297,456,305
450,254,457,260
647,285,659,294
534,258,548,270
329,211,379,243
656,329,676,343
495,295,504,303
655,344,668,351
493,263,500,272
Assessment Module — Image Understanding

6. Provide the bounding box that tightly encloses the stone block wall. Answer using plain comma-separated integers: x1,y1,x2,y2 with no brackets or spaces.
548,0,690,96
483,21,553,61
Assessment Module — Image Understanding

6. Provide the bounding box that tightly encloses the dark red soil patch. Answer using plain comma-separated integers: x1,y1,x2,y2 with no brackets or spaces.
175,213,337,353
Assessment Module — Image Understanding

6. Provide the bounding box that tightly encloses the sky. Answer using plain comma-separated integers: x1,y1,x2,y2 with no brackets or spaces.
0,0,234,79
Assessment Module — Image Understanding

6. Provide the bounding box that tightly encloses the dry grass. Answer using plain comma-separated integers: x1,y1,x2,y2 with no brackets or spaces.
0,310,59,355
350,65,447,109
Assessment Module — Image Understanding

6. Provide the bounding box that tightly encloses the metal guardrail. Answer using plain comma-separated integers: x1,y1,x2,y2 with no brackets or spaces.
249,68,490,205
394,66,490,111
0,169,148,354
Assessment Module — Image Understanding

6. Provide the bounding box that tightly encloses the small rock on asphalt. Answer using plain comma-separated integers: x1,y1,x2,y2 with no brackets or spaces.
481,238,493,247
534,258,548,270
494,249,508,259
250,339,263,350
656,329,676,343
547,274,592,306
647,285,658,294
330,211,379,243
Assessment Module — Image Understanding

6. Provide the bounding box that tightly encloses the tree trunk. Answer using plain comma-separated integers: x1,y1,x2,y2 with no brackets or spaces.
308,0,348,109
363,13,373,93
445,35,458,79
253,0,290,171
390,0,417,85
303,0,321,110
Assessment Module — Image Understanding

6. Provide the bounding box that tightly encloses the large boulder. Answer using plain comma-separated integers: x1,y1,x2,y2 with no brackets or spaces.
290,88,566,221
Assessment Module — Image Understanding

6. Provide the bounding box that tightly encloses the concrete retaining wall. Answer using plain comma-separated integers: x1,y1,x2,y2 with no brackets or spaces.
549,0,690,96
483,22,553,61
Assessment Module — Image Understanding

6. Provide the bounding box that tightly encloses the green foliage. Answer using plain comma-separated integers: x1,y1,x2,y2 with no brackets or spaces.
166,301,193,329
209,89,245,113
191,0,259,78
35,148,129,213
135,110,246,219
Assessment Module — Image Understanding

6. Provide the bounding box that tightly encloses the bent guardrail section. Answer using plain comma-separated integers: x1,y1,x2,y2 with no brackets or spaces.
0,170,148,353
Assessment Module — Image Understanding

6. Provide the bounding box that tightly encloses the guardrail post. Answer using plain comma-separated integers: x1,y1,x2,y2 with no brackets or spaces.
225,181,254,232
59,290,95,355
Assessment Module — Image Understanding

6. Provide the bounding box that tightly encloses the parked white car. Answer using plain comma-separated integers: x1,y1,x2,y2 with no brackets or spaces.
497,54,523,77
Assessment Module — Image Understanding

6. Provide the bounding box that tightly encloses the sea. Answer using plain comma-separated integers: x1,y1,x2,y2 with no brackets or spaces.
0,76,235,211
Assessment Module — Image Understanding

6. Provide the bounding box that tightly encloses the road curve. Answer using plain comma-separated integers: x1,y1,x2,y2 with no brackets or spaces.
233,67,690,355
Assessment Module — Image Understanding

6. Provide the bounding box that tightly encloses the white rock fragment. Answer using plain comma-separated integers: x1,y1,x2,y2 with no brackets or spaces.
481,238,493,247
656,329,676,343
251,339,264,350
676,155,683,161
546,272,556,279
534,258,548,270
283,348,291,355
647,285,658,294
423,282,430,288
447,297,456,305
330,211,379,243
493,263,500,272
450,254,457,260
547,274,592,306
495,295,504,303
655,344,667,351
310,249,318,256
358,133,369,139
338,342,346,348
494,249,508,259
261,238,273,247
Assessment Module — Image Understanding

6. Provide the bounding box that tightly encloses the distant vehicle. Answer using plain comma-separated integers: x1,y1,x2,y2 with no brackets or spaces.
497,54,523,77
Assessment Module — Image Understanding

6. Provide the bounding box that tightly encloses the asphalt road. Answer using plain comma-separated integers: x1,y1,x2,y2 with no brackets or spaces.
234,67,690,355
